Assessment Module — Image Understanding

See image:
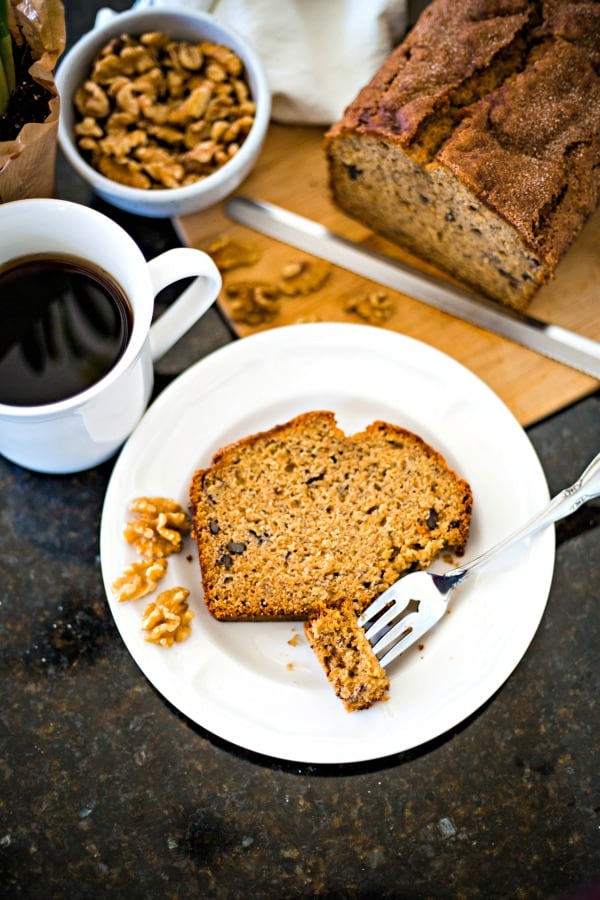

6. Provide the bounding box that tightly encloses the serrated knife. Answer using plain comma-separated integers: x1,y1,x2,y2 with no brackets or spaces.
226,196,600,380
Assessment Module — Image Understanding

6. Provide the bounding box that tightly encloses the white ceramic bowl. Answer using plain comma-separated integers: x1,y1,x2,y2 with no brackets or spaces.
56,8,271,218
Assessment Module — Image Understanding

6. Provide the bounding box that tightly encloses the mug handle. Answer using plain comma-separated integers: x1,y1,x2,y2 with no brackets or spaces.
146,248,222,362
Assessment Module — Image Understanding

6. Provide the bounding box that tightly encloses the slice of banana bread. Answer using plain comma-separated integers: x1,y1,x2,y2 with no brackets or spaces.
326,0,600,309
304,598,389,712
189,411,472,621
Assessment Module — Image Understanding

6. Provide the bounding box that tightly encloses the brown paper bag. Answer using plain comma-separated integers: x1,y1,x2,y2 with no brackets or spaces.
0,0,66,202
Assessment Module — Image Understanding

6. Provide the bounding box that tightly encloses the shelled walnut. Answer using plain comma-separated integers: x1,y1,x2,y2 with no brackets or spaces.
123,497,191,559
73,32,256,189
223,259,333,326
345,290,396,325
112,496,195,647
142,587,193,647
112,557,168,602
206,235,262,271
278,260,331,296
225,280,281,325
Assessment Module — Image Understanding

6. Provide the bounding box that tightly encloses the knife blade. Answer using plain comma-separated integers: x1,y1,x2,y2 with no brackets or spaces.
226,196,600,380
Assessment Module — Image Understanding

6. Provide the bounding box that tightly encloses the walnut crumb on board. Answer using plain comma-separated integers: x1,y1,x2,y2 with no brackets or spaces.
345,290,395,325
225,280,281,324
224,259,332,325
206,235,262,271
278,260,331,295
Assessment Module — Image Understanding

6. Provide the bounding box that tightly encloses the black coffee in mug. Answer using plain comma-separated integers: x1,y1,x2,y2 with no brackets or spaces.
0,254,132,406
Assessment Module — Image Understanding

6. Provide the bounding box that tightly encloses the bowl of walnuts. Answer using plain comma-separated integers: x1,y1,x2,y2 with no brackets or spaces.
56,7,271,217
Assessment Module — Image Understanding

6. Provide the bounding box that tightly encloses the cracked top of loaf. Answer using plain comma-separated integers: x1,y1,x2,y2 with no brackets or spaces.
328,0,600,263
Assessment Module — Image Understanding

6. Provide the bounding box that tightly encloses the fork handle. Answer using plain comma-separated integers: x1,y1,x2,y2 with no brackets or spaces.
451,450,600,582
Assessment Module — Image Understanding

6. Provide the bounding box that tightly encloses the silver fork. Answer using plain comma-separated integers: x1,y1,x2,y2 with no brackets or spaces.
358,451,600,669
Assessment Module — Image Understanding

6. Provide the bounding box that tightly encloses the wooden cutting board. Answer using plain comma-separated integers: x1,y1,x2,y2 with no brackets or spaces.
175,124,600,427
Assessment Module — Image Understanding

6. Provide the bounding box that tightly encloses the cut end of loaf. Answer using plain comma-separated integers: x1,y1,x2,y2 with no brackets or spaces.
326,132,551,310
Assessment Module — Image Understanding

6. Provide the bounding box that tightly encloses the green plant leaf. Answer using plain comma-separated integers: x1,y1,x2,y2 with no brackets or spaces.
0,59,9,116
0,0,15,115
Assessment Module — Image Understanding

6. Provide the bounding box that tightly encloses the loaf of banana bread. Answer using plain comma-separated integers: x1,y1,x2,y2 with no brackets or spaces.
326,0,600,309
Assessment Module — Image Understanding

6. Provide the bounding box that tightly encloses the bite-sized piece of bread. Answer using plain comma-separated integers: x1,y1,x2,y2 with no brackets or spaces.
189,411,472,621
304,598,389,712
325,0,600,310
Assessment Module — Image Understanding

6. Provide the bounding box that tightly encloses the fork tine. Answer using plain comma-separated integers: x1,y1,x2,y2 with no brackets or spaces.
362,597,420,647
356,588,396,632
370,606,423,662
359,594,414,638
374,593,449,668
359,570,451,668
369,600,419,658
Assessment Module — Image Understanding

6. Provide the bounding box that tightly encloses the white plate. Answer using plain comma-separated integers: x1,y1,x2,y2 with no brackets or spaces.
100,323,554,764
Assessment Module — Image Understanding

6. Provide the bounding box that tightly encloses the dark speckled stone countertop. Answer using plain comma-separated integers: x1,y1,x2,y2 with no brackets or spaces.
1,3,599,898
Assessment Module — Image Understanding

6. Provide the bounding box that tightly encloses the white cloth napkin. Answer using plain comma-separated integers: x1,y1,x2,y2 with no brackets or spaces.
97,0,407,125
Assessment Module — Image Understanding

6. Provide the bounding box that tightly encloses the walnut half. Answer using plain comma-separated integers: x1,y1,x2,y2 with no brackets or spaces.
345,290,396,325
142,587,193,647
278,260,331,296
225,280,281,325
206,235,262,272
123,496,191,559
112,557,168,602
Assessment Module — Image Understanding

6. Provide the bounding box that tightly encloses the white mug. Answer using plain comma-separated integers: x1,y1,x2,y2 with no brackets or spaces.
0,199,221,473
